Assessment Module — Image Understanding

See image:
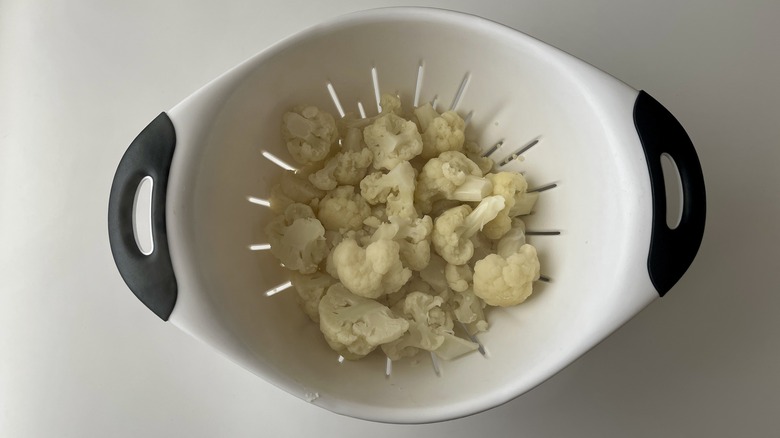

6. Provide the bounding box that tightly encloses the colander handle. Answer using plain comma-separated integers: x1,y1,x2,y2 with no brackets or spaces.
108,112,178,320
634,91,706,296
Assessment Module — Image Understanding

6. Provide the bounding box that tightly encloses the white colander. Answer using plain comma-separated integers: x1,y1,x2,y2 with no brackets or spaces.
108,7,705,424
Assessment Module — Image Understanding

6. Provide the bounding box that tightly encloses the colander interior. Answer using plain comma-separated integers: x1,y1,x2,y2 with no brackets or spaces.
163,8,656,423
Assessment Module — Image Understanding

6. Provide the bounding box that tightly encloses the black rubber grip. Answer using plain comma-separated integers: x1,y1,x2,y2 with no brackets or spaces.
634,91,706,296
108,113,178,320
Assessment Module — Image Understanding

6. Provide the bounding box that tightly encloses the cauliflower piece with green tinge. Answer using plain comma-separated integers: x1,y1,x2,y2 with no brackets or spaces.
473,243,540,307
290,271,338,322
381,292,478,361
330,237,412,299
264,203,328,274
431,195,505,265
319,283,409,359
413,103,467,159
363,113,423,170
360,161,417,220
317,185,371,231
281,106,338,165
415,151,493,213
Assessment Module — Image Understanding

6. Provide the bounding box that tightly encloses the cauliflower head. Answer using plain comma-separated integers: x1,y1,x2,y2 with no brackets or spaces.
431,195,505,265
330,237,412,299
281,106,338,165
317,185,371,231
264,203,328,274
363,113,423,170
473,244,540,307
415,151,493,212
319,283,409,359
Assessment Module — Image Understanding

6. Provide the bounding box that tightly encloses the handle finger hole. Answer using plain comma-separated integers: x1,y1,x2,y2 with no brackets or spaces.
660,153,683,230
132,175,155,255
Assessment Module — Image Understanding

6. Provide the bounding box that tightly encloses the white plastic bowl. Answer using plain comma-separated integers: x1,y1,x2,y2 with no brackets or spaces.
108,7,705,423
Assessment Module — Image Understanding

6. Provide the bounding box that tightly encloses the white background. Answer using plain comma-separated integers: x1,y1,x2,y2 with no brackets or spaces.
2,1,779,437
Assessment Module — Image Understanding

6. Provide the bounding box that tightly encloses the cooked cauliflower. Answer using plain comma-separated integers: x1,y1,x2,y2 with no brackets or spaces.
290,271,337,322
445,263,472,292
281,105,338,165
415,151,493,212
413,103,467,159
465,139,494,176
473,244,540,307
363,113,423,170
319,283,409,359
381,291,478,360
330,237,412,299
266,95,545,363
264,203,328,274
431,195,505,265
360,161,417,219
308,129,374,190
268,171,324,214
419,253,449,294
483,172,533,239
317,185,371,231
450,287,488,333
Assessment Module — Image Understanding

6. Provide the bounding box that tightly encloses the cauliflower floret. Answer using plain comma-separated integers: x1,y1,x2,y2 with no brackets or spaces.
450,287,488,333
381,292,478,360
317,185,371,231
338,94,404,136
431,195,505,265
360,161,417,220
391,215,433,271
496,218,527,257
473,244,540,307
510,191,539,216
308,147,374,190
465,139,494,176
364,216,433,272
268,171,325,214
483,172,532,239
415,151,493,213
319,283,409,359
413,103,467,159
264,203,328,274
445,263,472,292
363,113,423,170
281,105,338,165
330,237,412,299
290,271,338,322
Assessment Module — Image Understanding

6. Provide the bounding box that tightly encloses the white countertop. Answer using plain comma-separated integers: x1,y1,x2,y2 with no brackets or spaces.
2,1,779,436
